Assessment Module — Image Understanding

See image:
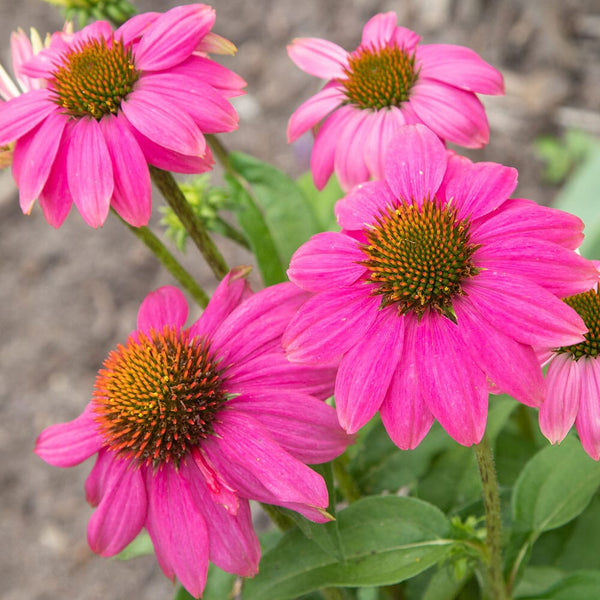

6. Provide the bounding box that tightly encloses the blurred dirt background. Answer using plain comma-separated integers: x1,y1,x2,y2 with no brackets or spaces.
1,0,599,598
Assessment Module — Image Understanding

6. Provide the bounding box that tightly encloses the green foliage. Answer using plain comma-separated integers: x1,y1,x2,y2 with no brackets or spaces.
114,531,154,560
535,129,594,185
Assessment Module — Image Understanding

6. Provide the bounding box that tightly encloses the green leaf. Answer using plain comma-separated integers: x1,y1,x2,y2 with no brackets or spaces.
513,566,565,598
512,435,600,534
242,496,454,600
225,174,287,285
115,531,154,560
296,171,344,232
517,570,600,600
229,152,321,267
174,564,237,600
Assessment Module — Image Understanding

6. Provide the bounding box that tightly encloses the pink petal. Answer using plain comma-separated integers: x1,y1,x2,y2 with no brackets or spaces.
410,81,489,147
283,286,380,365
380,314,435,449
335,308,404,433
87,455,147,556
115,12,159,46
189,266,253,340
0,89,55,146
417,312,488,446
228,392,350,463
335,180,398,231
384,123,447,204
455,295,545,407
189,449,239,515
85,449,114,507
134,4,215,71
10,29,36,92
360,12,397,47
392,27,422,51
137,286,188,335
334,109,372,191
464,270,587,347
287,37,349,79
438,155,517,221
146,466,209,597
417,44,504,95
539,353,581,444
122,89,206,156
100,114,151,227
67,117,113,228
287,84,344,142
287,231,365,292
575,360,600,460
35,404,103,467
0,63,20,100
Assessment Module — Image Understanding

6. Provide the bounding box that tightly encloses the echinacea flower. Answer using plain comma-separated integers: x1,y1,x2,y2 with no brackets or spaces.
538,262,600,459
36,268,350,597
287,12,504,191
283,124,597,448
0,4,245,228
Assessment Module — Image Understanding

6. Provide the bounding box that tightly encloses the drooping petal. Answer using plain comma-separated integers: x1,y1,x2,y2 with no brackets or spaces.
335,308,404,433
417,312,488,446
417,44,504,95
115,12,159,46
287,37,349,79
410,81,489,148
0,89,55,145
85,449,114,507
67,117,113,228
575,360,600,460
334,109,372,190
384,123,447,204
539,354,581,444
360,12,397,48
87,455,147,556
35,404,103,467
287,84,344,142
287,231,365,292
335,180,398,231
137,286,188,335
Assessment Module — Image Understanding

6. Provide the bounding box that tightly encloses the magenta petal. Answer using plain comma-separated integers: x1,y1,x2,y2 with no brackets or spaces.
85,450,114,507
418,313,488,446
335,309,404,433
335,180,398,231
454,295,545,407
363,107,407,181
115,12,159,46
465,270,587,347
410,81,489,147
284,286,380,365
384,124,447,204
287,37,349,79
229,392,350,463
35,405,103,467
67,117,113,228
438,155,517,221
288,231,365,292
360,12,397,47
287,84,344,142
100,114,151,227
0,89,55,145
333,110,371,191
137,286,188,335
539,354,581,444
575,360,600,460
380,316,435,449
134,4,215,71
417,44,504,95
88,455,146,556
146,466,209,597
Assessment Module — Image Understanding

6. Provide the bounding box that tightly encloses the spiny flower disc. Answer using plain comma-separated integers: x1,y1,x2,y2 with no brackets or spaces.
362,199,480,319
557,289,600,360
92,327,228,467
342,44,418,110
50,37,139,119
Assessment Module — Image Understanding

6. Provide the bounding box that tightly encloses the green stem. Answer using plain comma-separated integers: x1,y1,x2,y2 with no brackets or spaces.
474,435,509,600
115,213,209,308
206,134,233,174
320,588,345,600
214,215,251,250
333,456,361,504
150,166,229,280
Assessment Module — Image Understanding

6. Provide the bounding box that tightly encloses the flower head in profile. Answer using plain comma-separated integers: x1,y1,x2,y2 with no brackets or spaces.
36,268,350,597
283,124,597,448
0,4,245,228
538,262,600,459
287,12,504,191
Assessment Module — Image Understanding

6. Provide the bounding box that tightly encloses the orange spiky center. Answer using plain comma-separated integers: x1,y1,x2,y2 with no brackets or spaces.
50,37,139,119
342,44,418,110
92,326,228,467
557,289,600,360
361,199,480,320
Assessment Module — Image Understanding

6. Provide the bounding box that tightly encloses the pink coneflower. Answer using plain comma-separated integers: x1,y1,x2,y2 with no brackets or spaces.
36,268,350,597
0,4,245,228
283,124,597,448
287,12,504,191
538,263,600,460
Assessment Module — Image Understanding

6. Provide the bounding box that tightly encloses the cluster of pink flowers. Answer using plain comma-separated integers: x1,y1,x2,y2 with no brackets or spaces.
1,4,597,598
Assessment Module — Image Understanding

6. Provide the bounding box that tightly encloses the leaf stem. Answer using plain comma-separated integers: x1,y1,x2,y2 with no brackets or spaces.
150,166,229,280
333,456,361,504
474,434,509,600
